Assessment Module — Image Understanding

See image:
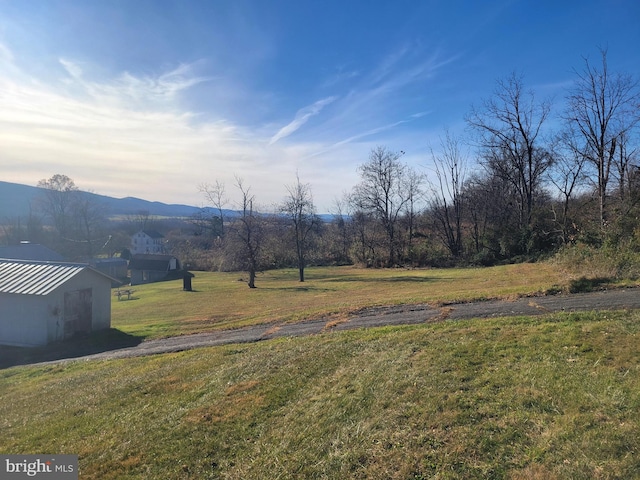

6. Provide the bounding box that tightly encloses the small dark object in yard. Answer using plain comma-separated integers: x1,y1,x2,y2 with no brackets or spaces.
114,289,134,300
183,271,194,291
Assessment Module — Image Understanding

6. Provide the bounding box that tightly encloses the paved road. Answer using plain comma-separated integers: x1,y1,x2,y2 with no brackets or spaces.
61,287,640,363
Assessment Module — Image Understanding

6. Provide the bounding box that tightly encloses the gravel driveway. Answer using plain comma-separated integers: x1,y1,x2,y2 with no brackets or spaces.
56,287,640,364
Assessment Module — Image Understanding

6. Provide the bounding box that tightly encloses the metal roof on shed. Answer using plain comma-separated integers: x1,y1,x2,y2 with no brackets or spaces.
0,259,92,296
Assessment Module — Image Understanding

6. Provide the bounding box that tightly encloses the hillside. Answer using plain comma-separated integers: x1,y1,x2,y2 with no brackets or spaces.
0,180,217,220
0,180,333,222
2,310,639,478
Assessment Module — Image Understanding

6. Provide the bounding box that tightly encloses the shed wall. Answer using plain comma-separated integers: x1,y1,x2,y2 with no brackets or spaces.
57,269,112,331
0,269,112,347
0,293,51,346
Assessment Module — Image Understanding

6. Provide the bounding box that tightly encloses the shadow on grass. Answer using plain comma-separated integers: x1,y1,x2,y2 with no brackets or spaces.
262,286,336,292
569,276,613,293
0,329,143,369
326,275,438,283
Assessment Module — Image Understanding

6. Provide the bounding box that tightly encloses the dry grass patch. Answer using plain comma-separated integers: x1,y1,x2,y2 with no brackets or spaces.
112,263,569,339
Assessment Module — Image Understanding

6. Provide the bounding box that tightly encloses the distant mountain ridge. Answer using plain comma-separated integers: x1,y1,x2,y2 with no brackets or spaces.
0,180,334,222
0,180,212,220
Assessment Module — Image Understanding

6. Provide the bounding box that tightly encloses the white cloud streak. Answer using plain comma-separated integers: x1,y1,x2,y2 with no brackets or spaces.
59,58,210,107
269,96,337,145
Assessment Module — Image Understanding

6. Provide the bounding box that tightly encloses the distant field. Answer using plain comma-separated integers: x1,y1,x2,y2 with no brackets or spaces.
2,310,639,479
112,263,570,339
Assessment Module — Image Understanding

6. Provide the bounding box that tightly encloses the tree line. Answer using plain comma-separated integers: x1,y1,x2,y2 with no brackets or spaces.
2,50,639,288
185,50,639,284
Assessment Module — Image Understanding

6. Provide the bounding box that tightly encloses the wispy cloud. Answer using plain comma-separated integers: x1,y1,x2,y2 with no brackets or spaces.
0,55,351,210
59,58,210,107
0,56,255,197
321,68,360,88
269,96,337,145
302,47,458,153
0,39,458,212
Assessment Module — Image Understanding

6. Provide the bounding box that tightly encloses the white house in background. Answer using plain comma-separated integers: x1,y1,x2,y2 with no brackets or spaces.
0,259,115,347
131,230,164,255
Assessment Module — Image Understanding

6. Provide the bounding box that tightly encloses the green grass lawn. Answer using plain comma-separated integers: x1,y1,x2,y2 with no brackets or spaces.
112,263,571,338
1,310,640,479
2,264,638,478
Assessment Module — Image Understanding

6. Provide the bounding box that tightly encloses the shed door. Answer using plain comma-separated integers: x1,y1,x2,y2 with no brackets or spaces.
64,288,93,338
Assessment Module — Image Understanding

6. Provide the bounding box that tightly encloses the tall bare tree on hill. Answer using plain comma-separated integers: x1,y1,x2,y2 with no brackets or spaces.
351,146,414,266
36,174,108,259
547,131,588,244
564,49,640,229
428,131,468,258
467,73,553,231
281,173,320,282
37,174,79,238
232,177,263,288
199,180,228,237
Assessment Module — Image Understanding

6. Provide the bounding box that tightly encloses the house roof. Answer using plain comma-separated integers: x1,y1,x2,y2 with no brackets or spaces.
91,257,128,266
0,244,65,262
139,230,164,239
0,259,111,296
128,254,178,271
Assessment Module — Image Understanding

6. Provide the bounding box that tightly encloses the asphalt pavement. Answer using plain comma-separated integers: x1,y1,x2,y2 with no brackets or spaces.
58,287,640,363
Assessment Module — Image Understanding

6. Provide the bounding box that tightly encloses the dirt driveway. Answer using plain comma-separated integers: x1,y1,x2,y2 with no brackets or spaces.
47,287,640,364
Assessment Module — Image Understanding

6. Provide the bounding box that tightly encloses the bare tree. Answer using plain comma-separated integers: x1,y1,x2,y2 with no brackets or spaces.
328,195,352,265
36,174,79,238
399,166,424,264
428,131,468,258
232,177,263,288
464,172,518,261
351,146,411,266
564,48,640,228
72,192,109,258
547,131,588,244
36,174,108,259
613,131,639,206
281,173,320,282
199,180,228,236
467,73,553,230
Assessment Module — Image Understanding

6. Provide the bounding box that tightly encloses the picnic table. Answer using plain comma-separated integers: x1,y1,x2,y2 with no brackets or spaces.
114,289,135,300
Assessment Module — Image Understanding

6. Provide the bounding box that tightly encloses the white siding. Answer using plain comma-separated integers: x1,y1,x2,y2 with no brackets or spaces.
0,267,112,347
0,294,51,346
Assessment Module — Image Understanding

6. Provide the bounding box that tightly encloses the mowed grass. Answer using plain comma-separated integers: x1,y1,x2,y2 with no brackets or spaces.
112,263,570,338
1,310,640,479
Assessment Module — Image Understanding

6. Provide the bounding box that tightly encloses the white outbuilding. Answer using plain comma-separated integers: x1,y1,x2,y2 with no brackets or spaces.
0,259,115,347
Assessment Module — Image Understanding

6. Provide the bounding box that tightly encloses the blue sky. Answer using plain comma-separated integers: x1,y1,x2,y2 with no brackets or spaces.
0,0,638,212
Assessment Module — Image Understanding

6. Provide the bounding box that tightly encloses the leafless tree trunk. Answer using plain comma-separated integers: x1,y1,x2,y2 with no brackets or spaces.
36,174,107,259
428,131,467,258
547,132,587,244
281,173,319,282
613,132,638,205
329,196,352,265
233,177,262,288
199,180,228,236
351,146,412,266
401,167,424,264
72,192,109,258
467,73,552,230
36,174,79,238
564,49,640,229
